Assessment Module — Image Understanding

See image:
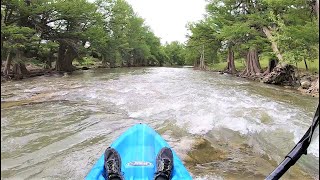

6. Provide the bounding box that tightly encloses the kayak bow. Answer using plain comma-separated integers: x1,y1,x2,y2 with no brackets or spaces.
86,124,192,180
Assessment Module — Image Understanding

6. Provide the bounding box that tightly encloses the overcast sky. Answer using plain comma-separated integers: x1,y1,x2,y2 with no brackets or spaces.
126,0,207,44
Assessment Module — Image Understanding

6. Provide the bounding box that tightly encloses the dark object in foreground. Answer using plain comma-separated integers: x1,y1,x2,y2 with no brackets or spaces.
266,104,319,180
154,147,174,180
103,147,173,180
104,147,123,180
87,124,191,179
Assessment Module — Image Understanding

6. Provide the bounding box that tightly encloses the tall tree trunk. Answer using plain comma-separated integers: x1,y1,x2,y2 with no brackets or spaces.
303,58,309,71
44,56,52,69
159,59,163,67
263,58,278,76
129,53,134,67
144,58,148,66
13,62,29,80
199,45,206,70
109,58,116,68
1,32,3,65
19,62,29,75
1,13,3,60
11,51,28,79
56,43,66,71
133,57,136,66
101,55,105,64
194,58,199,68
55,42,76,72
225,48,236,74
13,63,22,79
127,58,131,67
263,26,283,62
241,49,262,77
316,0,319,20
4,50,12,76
64,49,77,71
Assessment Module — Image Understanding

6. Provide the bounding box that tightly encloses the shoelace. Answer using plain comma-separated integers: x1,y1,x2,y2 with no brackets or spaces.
106,159,119,174
154,158,172,179
160,159,171,173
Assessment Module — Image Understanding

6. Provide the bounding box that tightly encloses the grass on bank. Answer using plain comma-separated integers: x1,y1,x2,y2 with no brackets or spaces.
73,56,100,67
20,56,100,69
209,56,319,74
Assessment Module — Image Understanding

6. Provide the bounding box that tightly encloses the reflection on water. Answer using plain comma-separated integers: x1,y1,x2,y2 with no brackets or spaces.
1,67,318,179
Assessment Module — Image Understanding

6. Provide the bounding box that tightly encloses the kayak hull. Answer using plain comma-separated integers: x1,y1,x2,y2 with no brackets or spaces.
86,124,192,180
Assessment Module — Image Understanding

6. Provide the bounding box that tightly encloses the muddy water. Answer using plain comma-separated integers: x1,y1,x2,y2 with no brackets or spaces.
1,67,318,180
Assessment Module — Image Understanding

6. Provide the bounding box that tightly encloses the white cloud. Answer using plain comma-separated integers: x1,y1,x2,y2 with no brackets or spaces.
126,0,206,44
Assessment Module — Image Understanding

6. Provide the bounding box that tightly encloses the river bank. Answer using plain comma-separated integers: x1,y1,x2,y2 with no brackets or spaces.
0,60,161,82
206,65,319,98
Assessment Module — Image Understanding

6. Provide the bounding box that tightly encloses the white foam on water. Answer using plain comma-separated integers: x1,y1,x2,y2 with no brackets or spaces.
2,67,318,179
183,113,216,135
216,117,263,135
309,134,319,157
193,175,224,180
293,126,319,158
75,68,319,158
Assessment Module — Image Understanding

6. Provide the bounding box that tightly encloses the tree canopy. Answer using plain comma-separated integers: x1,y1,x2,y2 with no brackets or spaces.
185,0,319,72
1,0,176,76
1,0,318,77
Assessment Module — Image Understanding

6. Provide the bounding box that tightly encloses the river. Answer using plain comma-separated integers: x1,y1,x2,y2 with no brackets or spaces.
1,67,319,180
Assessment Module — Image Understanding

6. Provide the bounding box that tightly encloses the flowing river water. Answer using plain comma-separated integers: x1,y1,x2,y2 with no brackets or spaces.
1,67,319,180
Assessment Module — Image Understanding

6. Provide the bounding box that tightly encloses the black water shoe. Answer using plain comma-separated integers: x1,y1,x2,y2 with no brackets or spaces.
154,147,174,180
104,147,123,180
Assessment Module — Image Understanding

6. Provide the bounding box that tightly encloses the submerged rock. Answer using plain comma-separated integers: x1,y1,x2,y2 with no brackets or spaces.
306,77,319,97
300,80,311,89
184,138,226,165
297,74,319,97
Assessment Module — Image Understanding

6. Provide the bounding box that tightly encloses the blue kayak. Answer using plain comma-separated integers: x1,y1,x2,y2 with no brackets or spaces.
86,123,192,180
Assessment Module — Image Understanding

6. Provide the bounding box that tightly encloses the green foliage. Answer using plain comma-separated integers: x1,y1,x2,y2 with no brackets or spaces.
278,21,319,66
38,41,59,56
86,0,166,67
185,19,221,65
1,0,168,71
185,0,318,72
1,0,318,73
2,25,37,50
26,57,45,66
75,56,98,66
163,41,186,66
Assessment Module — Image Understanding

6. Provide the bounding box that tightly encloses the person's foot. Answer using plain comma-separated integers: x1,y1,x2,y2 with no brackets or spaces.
104,147,123,180
154,147,174,180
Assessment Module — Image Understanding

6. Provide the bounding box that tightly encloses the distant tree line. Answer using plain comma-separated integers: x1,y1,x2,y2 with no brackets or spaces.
1,0,188,78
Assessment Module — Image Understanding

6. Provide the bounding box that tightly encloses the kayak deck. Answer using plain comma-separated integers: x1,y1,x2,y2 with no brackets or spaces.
86,124,192,180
